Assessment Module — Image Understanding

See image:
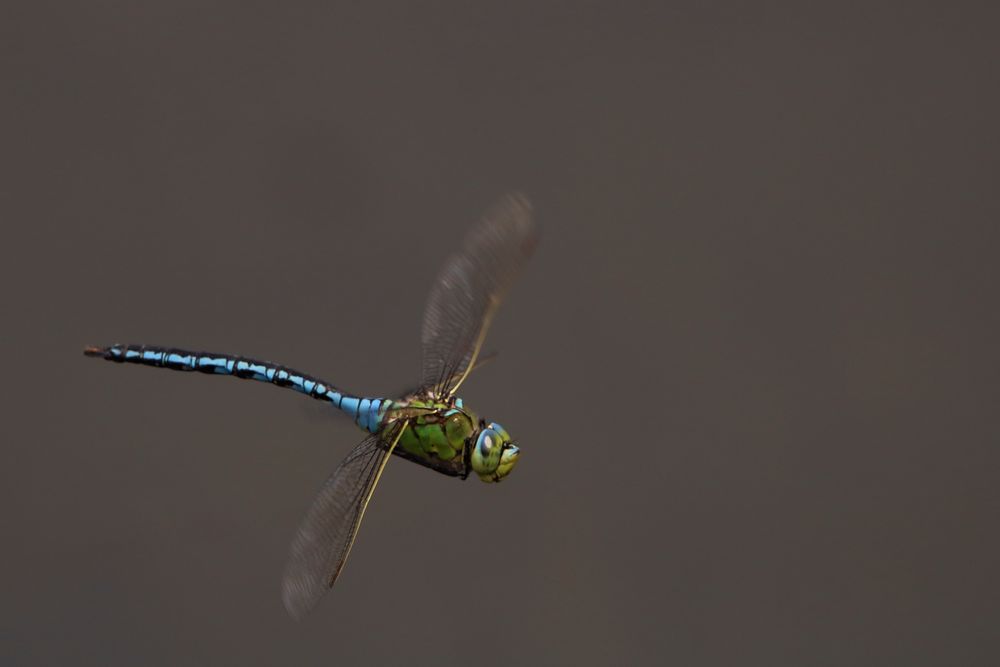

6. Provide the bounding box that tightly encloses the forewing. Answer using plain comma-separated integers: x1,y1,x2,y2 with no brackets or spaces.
281,421,407,619
421,194,537,396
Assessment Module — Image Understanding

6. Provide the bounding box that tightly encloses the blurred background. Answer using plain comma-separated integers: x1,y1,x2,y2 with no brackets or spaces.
3,2,998,665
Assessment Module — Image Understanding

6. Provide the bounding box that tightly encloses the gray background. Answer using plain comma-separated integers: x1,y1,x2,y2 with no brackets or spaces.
3,2,998,665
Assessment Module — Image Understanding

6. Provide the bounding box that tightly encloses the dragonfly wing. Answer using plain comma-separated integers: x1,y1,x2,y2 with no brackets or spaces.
421,194,537,396
281,421,408,619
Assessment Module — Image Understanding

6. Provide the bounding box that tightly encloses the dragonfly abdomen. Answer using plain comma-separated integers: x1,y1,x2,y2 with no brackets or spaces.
84,344,387,432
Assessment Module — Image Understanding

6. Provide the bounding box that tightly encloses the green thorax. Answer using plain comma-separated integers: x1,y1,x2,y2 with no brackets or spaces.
381,395,478,477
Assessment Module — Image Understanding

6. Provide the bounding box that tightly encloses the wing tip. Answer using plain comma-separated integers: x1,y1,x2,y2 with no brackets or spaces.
495,192,534,227
503,191,532,212
281,579,318,621
487,192,539,248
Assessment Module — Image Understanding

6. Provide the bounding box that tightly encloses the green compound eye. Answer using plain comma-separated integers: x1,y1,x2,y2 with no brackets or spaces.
471,428,501,476
487,422,510,441
478,431,495,455
470,426,520,482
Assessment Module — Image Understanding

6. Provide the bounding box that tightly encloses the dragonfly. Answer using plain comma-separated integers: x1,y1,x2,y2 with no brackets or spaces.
84,194,537,618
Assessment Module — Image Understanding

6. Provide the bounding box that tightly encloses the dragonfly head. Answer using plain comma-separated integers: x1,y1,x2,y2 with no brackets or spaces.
470,421,520,483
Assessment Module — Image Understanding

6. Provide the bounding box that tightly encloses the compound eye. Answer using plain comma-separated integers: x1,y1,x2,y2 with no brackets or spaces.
487,422,510,441
478,430,496,456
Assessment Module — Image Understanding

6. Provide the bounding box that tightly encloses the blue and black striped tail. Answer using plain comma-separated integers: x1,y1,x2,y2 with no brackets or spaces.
84,344,389,433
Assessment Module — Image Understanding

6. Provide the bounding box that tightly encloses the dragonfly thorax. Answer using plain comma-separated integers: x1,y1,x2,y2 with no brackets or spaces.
470,421,520,483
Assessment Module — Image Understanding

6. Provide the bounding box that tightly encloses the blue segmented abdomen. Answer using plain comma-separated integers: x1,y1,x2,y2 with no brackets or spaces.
84,344,389,433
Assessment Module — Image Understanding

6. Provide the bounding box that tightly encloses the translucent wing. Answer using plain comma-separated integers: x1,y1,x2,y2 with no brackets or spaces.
421,194,537,396
281,421,408,619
